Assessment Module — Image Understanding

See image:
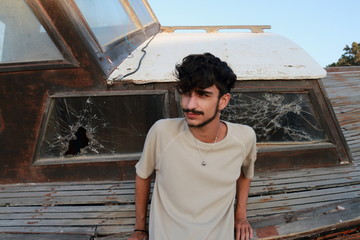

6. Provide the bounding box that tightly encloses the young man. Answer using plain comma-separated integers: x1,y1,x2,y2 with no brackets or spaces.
129,53,257,240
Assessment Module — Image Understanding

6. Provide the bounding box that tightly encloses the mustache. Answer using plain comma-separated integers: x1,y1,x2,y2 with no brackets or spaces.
182,108,204,115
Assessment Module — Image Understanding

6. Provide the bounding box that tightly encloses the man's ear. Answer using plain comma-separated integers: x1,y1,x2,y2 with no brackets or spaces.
218,93,231,111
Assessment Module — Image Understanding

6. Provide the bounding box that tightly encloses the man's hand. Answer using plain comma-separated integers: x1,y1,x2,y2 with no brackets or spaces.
235,217,253,240
128,230,148,240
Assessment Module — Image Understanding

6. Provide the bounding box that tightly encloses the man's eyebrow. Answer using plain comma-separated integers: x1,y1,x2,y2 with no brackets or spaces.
195,89,213,95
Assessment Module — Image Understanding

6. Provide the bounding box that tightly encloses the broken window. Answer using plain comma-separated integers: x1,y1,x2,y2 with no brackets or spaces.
221,92,327,142
35,91,167,164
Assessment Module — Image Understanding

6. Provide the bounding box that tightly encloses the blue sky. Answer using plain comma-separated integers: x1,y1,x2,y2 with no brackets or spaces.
147,0,359,67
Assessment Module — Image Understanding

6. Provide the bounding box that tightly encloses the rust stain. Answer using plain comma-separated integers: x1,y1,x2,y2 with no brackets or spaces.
260,197,274,202
275,206,291,210
44,191,57,197
27,221,38,225
106,196,118,200
0,109,5,133
256,225,279,238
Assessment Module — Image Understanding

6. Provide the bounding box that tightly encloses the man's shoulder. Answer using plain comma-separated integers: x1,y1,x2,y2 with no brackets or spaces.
226,122,256,139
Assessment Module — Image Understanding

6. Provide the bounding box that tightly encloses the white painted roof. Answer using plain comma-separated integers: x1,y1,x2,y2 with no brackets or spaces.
109,32,326,84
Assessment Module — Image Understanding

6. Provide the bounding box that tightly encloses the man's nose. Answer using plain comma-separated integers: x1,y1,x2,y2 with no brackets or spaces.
186,95,198,109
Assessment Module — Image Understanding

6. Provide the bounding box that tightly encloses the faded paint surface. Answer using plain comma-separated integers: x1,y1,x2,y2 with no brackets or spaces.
109,32,326,83
322,67,360,159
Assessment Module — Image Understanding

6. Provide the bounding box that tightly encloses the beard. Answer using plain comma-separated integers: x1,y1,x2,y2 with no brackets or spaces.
183,100,220,128
189,109,219,128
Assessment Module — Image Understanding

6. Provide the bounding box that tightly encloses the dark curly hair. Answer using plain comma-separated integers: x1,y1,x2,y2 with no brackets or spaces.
175,53,237,97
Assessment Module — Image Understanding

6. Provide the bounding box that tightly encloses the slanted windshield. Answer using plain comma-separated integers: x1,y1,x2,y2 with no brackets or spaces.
128,0,155,26
75,0,139,47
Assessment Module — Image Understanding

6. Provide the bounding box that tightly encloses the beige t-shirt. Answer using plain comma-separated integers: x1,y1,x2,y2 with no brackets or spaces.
136,118,257,240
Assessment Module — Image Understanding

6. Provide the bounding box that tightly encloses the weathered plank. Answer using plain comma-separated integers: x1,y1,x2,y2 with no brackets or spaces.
0,218,135,227
249,187,360,212
0,226,96,235
96,226,134,237
0,195,134,207
253,198,360,239
0,205,135,214
0,233,91,240
0,211,136,220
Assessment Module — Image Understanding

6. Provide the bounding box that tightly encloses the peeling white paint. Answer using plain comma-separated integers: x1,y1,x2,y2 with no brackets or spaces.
109,32,326,84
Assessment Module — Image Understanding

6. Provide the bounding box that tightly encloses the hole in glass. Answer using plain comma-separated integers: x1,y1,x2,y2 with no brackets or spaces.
64,126,89,155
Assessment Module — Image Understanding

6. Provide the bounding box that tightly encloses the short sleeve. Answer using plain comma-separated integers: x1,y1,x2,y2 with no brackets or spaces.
135,122,159,179
241,128,257,179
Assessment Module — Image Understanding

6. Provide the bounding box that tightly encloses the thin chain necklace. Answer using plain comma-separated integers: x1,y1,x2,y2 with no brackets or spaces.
192,122,221,166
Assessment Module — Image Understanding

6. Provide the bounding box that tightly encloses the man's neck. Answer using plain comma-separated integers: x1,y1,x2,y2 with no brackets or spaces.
189,118,222,143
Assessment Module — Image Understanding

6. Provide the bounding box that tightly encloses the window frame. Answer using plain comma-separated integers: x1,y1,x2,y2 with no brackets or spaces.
0,0,79,73
33,90,169,166
0,0,160,75
65,0,160,76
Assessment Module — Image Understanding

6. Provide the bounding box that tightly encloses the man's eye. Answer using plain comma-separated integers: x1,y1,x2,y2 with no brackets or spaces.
198,92,210,97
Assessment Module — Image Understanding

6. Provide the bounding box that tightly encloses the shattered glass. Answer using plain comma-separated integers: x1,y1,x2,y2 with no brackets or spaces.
221,92,327,142
38,93,166,160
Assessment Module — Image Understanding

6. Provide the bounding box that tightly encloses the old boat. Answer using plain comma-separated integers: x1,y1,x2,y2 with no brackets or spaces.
0,0,359,239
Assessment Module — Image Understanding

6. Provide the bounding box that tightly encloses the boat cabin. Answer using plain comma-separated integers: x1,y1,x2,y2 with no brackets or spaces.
0,0,352,184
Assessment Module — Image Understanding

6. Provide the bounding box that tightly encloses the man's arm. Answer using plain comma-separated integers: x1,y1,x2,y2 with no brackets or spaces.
128,174,151,240
234,171,253,240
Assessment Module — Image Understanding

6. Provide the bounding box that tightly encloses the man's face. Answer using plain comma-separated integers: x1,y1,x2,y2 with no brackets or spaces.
181,85,222,128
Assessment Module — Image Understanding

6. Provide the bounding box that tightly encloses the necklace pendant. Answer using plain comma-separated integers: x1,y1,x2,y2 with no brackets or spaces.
201,161,207,166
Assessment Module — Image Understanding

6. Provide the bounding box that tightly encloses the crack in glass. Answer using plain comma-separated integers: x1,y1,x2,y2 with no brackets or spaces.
221,92,327,142
38,94,165,160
